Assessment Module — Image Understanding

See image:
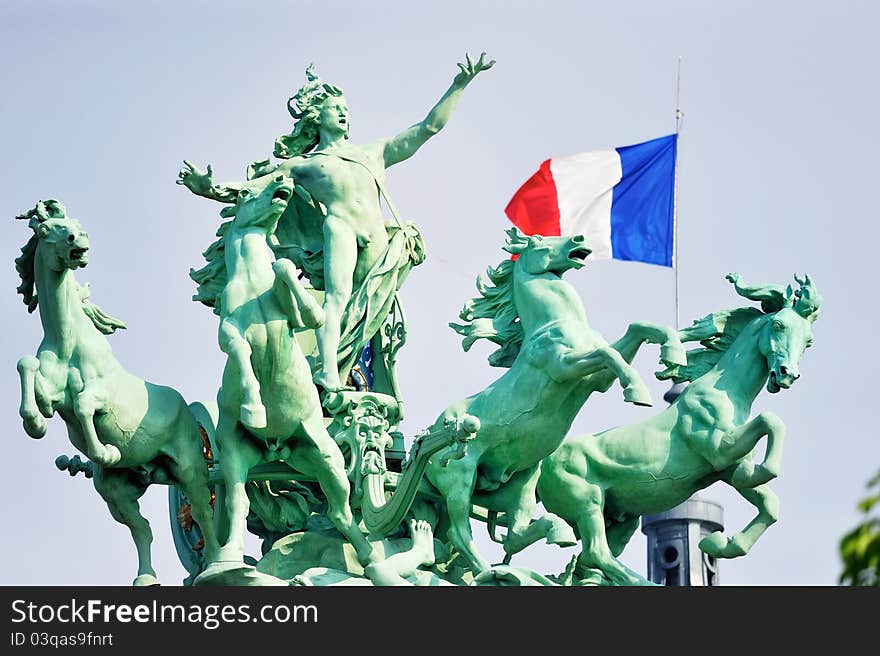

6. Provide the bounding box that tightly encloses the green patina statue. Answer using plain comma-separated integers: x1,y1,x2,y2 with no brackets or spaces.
178,54,493,583
13,54,826,586
538,273,821,585
422,228,686,575
14,200,219,585
179,53,493,398
186,177,374,576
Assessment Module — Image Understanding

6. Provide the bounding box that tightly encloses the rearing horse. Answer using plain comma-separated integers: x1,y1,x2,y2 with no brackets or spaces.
190,176,373,567
424,228,686,574
14,200,219,585
538,274,821,585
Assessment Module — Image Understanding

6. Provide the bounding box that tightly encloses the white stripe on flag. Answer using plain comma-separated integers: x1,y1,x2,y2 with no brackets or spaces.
550,149,621,260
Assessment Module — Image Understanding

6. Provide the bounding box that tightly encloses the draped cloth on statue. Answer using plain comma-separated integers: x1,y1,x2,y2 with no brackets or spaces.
277,221,425,382
336,222,425,378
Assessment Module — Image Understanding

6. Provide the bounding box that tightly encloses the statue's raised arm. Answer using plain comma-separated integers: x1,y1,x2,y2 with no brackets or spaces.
179,56,493,395
176,160,242,203
381,52,494,168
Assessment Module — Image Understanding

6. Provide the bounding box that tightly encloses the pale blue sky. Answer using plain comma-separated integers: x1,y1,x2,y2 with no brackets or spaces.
2,0,877,585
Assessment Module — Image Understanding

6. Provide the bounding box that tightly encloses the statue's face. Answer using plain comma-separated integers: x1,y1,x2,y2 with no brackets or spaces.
515,234,591,277
760,307,813,393
319,95,349,137
39,218,90,271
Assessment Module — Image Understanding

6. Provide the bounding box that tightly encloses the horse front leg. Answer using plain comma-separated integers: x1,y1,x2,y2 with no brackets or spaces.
17,356,48,438
72,388,121,467
610,322,687,368
700,478,779,559
704,411,785,488
218,319,266,429
272,258,325,330
570,346,653,406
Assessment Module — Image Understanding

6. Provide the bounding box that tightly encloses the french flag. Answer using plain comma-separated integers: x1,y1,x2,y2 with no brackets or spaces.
505,134,677,267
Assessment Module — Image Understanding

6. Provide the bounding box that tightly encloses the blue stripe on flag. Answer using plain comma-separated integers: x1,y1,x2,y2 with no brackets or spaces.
610,134,677,267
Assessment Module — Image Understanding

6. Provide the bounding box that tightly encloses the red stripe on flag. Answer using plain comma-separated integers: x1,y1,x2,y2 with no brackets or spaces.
504,159,562,236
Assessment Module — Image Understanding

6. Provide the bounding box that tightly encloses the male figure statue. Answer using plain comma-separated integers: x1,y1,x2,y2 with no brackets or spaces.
179,53,494,393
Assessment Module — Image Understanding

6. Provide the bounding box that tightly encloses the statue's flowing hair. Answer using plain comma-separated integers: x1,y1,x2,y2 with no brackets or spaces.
13,199,126,333
449,228,530,368
274,64,347,159
658,274,822,384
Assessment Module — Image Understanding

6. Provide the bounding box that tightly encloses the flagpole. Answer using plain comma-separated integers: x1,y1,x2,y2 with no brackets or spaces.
673,56,683,331
664,57,684,408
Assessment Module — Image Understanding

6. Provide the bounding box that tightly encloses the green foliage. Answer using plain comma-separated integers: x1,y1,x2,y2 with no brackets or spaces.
840,470,880,586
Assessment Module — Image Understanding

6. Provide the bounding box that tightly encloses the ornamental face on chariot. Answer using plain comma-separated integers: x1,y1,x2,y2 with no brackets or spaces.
13,53,822,586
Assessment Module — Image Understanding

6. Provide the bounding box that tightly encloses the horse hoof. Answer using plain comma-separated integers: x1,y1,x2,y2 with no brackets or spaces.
94,444,122,467
545,520,577,548
623,386,653,407
320,389,345,413
240,404,267,429
132,574,160,587
660,344,688,367
23,416,47,439
698,531,727,557
702,533,748,558
725,537,749,558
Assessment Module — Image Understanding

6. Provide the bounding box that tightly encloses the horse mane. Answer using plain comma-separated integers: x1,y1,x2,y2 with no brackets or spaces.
449,228,534,368
657,307,764,384
15,234,39,313
450,258,523,368
190,220,232,315
79,285,127,334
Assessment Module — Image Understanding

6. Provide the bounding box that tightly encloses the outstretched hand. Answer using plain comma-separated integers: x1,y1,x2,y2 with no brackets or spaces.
177,160,215,195
725,272,741,285
454,52,495,87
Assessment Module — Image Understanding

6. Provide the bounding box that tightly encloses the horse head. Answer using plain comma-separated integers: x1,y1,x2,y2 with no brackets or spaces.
15,200,89,313
503,227,591,277
759,275,820,393
221,175,294,230
17,200,90,272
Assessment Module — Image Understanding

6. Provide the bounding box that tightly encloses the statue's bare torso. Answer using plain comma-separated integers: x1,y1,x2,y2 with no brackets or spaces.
279,143,390,282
